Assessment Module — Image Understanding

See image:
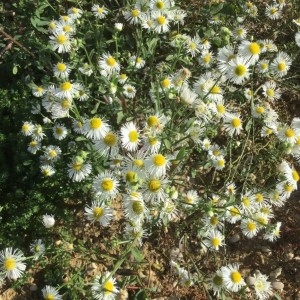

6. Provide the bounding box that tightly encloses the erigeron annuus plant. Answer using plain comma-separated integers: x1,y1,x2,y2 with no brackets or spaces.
2,0,299,299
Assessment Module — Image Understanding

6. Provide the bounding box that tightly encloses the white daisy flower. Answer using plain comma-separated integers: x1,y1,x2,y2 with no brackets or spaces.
123,191,147,222
296,32,300,47
55,81,80,99
53,61,71,79
238,40,261,64
145,153,170,177
129,55,146,69
123,7,141,25
67,7,83,19
53,123,68,140
93,171,119,199
143,175,168,203
221,263,246,292
120,122,141,152
85,200,113,226
94,131,119,157
83,117,110,140
0,248,26,280
49,32,72,53
123,84,136,99
202,230,224,251
42,285,62,300
270,51,292,77
30,239,45,260
226,56,250,85
99,53,120,75
209,269,225,296
68,157,92,182
40,165,55,177
265,4,282,20
152,12,171,33
253,273,272,300
92,4,108,19
42,214,55,228
27,140,41,154
91,272,119,300
223,113,243,136
262,80,281,100
21,121,34,136
182,190,199,206
79,63,93,76
241,218,259,238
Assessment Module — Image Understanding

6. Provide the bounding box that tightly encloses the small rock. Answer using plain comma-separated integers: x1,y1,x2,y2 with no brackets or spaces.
229,233,240,243
246,276,256,286
261,246,272,255
270,267,282,279
271,281,284,291
30,284,38,292
285,251,294,261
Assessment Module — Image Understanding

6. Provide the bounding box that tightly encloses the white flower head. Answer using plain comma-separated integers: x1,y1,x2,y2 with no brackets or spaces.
42,214,55,228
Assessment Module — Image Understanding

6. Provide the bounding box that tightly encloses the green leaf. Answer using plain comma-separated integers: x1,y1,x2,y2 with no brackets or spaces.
91,102,100,114
117,111,123,124
12,65,18,75
163,139,171,150
131,247,144,262
176,147,186,160
75,136,87,142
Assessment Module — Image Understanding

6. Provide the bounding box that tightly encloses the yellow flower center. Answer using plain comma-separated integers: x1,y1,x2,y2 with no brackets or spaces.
218,159,225,167
277,62,286,71
72,162,83,171
211,237,221,247
237,28,244,36
56,127,63,135
104,132,117,146
153,154,166,167
292,170,299,181
4,258,16,271
36,86,44,93
93,207,104,218
161,78,171,88
147,116,159,127
133,159,144,168
103,281,114,294
260,62,268,70
45,294,55,300
22,124,30,132
61,99,71,109
49,21,56,29
230,207,240,216
257,216,268,225
242,196,251,207
256,106,264,114
231,118,241,128
285,128,295,138
56,34,67,44
49,150,57,158
213,274,223,286
34,245,40,252
132,201,144,214
156,15,166,25
234,65,246,76
71,8,78,14
211,85,220,94
210,216,219,226
90,118,103,130
270,8,277,15
30,141,38,147
189,42,197,50
131,9,140,17
57,63,67,72
61,15,69,22
284,183,294,192
97,7,104,14
231,271,242,283
266,89,275,97
255,193,264,202
247,221,256,231
147,137,157,146
156,1,165,9
217,104,225,114
106,56,117,67
125,171,137,183
60,81,72,91
249,42,261,55
203,53,211,63
101,179,114,191
63,25,72,33
148,179,161,192
129,131,139,143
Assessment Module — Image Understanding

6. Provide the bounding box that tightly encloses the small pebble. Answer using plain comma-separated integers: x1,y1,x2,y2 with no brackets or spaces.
246,276,255,286
270,267,282,279
285,251,294,260
261,246,272,255
229,233,240,243
271,281,284,291
30,284,37,292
